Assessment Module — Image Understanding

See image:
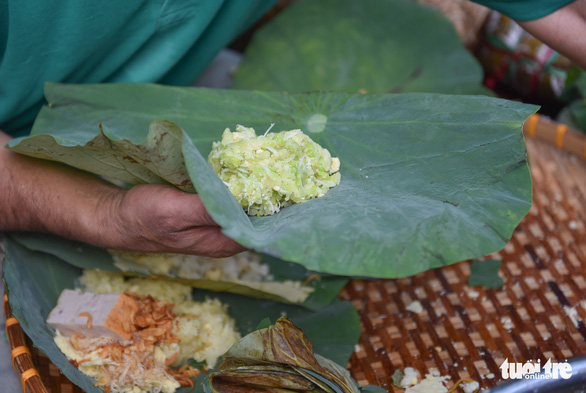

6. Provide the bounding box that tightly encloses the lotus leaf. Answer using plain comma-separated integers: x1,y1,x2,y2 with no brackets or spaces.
1,236,361,393
467,259,504,289
8,233,348,310
8,83,536,277
233,0,489,95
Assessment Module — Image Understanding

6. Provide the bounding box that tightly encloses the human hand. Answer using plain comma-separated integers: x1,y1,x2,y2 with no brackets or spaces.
107,184,245,258
1,130,244,258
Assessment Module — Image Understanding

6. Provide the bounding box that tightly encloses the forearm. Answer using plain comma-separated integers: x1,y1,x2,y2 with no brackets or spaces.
518,0,586,70
0,130,123,243
0,130,244,257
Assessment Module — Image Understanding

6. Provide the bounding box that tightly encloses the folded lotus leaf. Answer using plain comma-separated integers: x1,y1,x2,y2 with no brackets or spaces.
205,317,361,393
8,83,536,278
1,236,361,393
207,368,317,391
8,232,348,310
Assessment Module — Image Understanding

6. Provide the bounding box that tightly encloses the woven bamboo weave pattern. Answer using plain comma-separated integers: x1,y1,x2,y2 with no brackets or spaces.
342,137,586,391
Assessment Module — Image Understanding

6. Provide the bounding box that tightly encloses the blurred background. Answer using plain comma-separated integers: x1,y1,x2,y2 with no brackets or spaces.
227,0,586,134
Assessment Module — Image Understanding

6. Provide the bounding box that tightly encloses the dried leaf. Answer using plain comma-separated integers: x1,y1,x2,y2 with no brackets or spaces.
206,318,362,393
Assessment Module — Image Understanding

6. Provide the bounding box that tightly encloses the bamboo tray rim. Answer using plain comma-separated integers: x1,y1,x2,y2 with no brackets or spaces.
3,293,49,393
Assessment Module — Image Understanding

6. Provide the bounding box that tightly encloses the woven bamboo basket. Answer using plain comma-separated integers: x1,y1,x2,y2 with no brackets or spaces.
4,114,586,392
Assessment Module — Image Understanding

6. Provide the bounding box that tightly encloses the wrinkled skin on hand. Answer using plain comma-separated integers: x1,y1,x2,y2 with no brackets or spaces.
1,129,244,258
111,184,245,258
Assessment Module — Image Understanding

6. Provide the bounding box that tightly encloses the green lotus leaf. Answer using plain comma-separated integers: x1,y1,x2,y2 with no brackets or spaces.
1,236,361,393
233,0,489,95
8,82,536,277
467,259,504,289
8,232,348,310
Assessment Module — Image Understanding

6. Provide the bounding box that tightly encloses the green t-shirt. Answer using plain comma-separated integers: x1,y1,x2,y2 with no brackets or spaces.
0,0,277,136
471,0,575,21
